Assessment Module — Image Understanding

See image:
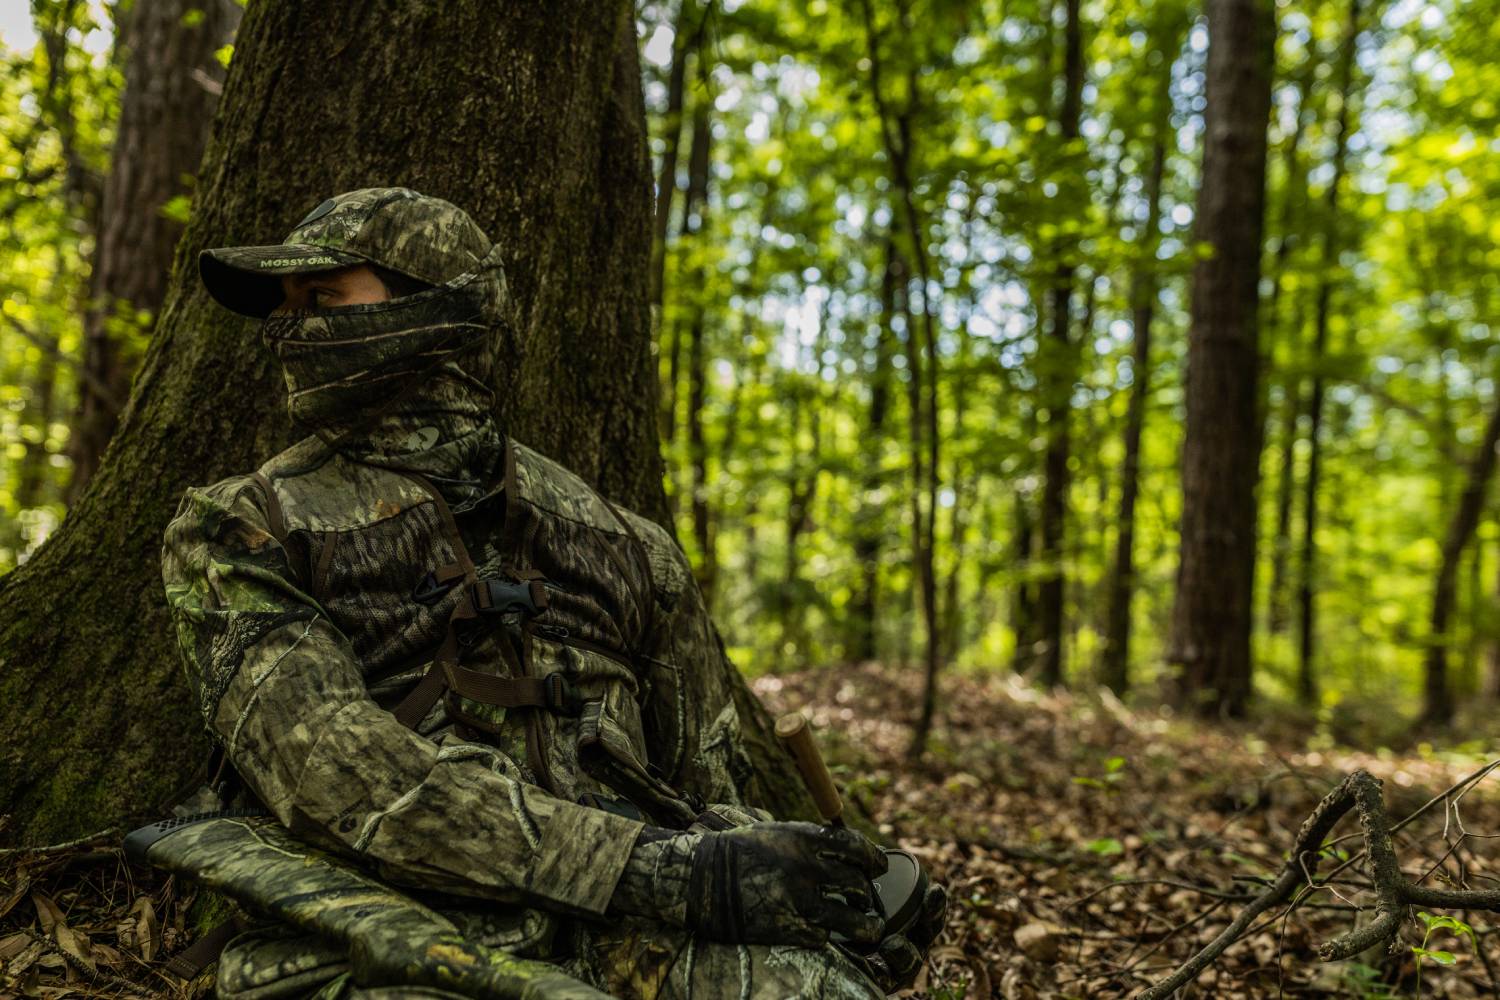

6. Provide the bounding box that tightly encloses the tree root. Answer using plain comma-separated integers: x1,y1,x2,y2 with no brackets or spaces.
1138,768,1500,999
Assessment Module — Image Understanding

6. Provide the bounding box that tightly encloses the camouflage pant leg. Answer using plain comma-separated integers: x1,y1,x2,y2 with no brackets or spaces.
214,926,467,1000
566,920,885,1000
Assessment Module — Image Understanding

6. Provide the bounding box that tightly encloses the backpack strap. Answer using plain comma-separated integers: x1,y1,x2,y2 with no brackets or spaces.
248,472,287,543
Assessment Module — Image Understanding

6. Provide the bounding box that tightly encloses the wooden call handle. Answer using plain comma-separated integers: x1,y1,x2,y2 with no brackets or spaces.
775,712,844,824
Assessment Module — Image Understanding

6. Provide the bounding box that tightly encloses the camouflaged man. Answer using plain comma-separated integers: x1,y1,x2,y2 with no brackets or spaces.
158,188,944,999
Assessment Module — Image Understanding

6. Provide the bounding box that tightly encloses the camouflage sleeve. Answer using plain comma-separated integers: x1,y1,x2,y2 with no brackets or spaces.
628,516,766,815
160,476,642,916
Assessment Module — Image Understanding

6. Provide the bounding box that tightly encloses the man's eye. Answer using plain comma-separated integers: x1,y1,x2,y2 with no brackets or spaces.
308,288,330,307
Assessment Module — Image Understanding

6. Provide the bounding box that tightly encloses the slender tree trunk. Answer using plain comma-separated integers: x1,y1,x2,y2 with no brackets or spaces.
1295,0,1363,707
850,240,898,662
858,0,942,755
649,0,705,311
1264,65,1316,636
16,350,59,509
1168,0,1276,717
682,103,715,597
0,0,815,843
1488,543,1500,700
1462,537,1482,697
1012,423,1040,672
1101,87,1170,695
1035,0,1084,689
654,0,711,447
66,0,238,502
1425,394,1500,726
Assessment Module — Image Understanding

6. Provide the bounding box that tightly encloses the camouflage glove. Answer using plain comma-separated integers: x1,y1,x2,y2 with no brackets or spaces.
610,822,886,947
863,880,949,992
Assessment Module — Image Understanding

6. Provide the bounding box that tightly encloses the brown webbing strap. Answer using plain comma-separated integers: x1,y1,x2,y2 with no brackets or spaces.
389,475,481,731
442,663,551,709
163,917,243,980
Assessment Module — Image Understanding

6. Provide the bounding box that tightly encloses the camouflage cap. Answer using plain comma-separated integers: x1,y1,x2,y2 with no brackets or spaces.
199,187,493,317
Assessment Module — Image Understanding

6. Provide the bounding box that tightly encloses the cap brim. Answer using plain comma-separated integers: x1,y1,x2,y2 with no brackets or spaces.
199,244,366,318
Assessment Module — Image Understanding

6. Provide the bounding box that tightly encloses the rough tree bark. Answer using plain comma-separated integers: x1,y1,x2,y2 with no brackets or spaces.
1168,0,1276,717
66,0,239,501
0,0,815,845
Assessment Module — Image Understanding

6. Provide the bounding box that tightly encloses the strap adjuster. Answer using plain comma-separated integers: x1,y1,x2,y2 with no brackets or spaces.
544,673,583,716
412,571,457,606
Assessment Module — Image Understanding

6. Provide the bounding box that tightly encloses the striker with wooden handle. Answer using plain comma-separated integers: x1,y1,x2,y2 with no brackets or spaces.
775,712,844,826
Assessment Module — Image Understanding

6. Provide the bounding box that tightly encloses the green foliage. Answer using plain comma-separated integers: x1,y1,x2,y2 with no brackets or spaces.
636,0,1500,729
0,2,121,570
1414,910,1476,993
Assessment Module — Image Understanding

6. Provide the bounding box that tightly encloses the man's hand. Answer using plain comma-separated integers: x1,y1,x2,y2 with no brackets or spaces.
610,822,886,948
687,822,886,947
865,880,949,992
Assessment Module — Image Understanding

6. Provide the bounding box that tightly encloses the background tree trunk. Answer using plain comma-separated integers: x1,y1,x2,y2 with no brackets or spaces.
1168,0,1275,717
1034,0,1084,689
0,0,814,845
1423,391,1500,726
1100,67,1171,695
1295,0,1363,707
65,0,238,502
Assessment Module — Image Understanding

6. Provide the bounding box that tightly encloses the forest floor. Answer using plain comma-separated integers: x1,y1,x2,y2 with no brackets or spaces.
3,662,1499,999
754,663,1500,999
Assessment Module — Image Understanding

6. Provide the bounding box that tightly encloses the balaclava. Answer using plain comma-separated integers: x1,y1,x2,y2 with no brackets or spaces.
199,188,513,506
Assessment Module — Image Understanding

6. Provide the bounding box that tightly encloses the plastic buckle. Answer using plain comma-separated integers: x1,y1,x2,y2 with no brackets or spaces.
474,579,541,617
544,673,583,716
411,571,456,606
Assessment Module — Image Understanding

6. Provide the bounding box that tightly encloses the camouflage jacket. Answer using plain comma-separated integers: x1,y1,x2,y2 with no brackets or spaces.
161,435,759,951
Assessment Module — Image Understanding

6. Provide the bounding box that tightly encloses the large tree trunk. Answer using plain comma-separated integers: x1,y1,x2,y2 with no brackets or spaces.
1168,0,1276,717
66,0,238,502
1423,393,1500,726
0,0,814,845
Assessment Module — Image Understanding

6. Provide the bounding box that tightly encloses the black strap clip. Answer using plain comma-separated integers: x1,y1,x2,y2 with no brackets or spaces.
412,571,458,606
544,672,584,716
472,578,544,618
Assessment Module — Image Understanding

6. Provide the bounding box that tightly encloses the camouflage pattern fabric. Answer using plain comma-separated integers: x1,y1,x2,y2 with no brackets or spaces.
161,437,856,997
200,188,497,318
137,814,608,1000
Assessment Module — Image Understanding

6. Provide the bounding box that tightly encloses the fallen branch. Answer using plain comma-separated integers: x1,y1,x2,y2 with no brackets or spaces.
1138,769,1500,999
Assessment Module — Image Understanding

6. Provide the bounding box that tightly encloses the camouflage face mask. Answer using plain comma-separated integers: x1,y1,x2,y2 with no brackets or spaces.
263,244,511,496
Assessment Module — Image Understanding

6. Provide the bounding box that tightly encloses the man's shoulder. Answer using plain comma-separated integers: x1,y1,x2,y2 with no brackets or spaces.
253,436,433,533
510,441,688,589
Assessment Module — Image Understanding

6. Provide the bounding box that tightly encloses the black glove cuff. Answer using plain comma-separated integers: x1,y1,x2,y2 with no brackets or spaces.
686,832,744,942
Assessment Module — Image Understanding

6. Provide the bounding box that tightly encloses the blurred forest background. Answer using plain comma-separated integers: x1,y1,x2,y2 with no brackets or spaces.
5,0,1496,739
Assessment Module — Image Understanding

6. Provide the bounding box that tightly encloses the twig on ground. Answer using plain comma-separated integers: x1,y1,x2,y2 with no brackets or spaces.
1138,769,1500,1000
